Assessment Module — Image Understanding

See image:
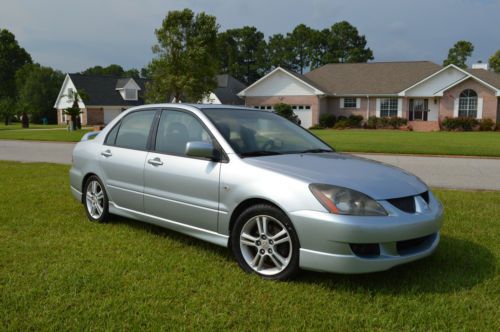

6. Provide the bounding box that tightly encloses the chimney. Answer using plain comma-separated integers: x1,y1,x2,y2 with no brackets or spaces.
472,61,489,70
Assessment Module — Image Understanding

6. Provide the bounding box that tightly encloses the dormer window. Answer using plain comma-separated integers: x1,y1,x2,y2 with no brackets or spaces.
124,88,138,100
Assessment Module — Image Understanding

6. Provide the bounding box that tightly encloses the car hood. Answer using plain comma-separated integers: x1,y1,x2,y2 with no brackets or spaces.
243,153,427,200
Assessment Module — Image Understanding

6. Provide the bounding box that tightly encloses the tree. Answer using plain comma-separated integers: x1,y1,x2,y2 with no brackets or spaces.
323,21,373,64
0,98,16,125
0,29,32,101
309,29,330,70
287,24,315,74
489,50,500,73
16,64,64,126
267,33,293,70
216,26,268,84
82,64,140,78
146,9,219,103
443,40,474,69
62,89,88,131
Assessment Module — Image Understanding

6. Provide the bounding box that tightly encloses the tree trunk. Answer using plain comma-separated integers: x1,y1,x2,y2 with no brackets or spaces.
71,115,77,131
4,117,9,126
22,112,29,128
175,93,181,103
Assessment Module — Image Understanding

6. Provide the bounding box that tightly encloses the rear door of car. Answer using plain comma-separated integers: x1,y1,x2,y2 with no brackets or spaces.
143,109,221,232
99,109,158,212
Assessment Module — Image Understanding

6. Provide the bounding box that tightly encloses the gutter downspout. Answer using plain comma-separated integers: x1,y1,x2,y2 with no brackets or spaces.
366,95,370,119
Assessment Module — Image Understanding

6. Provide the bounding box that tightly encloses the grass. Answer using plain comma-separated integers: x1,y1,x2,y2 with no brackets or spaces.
0,161,498,330
0,123,66,130
312,129,500,157
0,127,90,142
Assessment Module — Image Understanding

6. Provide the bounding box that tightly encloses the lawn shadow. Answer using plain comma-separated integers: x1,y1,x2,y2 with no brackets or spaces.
107,214,234,262
294,235,496,294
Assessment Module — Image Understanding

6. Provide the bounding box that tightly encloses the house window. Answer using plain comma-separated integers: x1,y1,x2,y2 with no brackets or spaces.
458,89,477,118
343,97,357,108
409,99,428,121
380,98,398,117
124,89,138,100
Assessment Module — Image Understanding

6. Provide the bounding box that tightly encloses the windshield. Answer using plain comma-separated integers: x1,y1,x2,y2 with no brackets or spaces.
202,108,333,157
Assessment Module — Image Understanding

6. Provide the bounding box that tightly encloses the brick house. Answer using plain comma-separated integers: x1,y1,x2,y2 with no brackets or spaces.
54,74,148,126
238,62,500,130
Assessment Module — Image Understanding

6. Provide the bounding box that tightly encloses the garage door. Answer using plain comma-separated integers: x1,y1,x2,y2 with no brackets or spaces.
104,109,122,124
294,109,312,129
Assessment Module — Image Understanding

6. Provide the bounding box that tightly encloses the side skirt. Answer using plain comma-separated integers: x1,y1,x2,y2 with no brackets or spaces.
108,201,229,248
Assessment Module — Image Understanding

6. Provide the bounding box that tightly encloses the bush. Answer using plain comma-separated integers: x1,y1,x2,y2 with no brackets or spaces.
309,124,325,130
347,115,363,128
441,117,479,131
478,118,495,131
319,113,336,128
273,103,300,124
365,116,407,129
333,119,349,129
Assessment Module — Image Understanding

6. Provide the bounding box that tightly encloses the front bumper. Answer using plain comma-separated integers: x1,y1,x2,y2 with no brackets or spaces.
289,191,444,274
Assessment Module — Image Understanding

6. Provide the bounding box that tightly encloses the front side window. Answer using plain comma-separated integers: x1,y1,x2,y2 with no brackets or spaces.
343,97,357,108
458,89,477,118
113,110,156,150
380,98,398,117
202,108,332,157
155,110,212,156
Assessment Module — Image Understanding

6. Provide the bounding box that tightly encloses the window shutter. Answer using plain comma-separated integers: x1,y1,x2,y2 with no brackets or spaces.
376,98,381,117
340,98,345,108
397,98,403,117
477,97,483,119
356,98,360,109
453,98,459,117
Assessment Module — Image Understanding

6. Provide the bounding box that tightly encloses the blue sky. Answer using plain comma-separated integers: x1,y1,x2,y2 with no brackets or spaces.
2,0,499,73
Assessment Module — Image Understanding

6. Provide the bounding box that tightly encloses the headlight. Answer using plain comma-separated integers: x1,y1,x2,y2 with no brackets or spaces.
309,184,387,216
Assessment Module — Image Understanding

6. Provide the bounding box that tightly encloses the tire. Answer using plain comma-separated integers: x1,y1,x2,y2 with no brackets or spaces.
83,175,109,223
231,204,300,280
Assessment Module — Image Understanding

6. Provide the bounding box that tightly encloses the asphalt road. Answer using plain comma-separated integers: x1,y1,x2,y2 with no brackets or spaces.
1,139,499,191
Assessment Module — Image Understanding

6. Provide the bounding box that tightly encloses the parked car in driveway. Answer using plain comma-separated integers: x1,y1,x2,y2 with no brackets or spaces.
70,104,443,280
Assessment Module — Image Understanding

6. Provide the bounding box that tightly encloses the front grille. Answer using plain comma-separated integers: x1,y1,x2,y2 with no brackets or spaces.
388,195,416,213
350,243,380,257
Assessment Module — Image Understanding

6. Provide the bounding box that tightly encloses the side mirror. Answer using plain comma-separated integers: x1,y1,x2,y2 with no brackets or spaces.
185,141,220,161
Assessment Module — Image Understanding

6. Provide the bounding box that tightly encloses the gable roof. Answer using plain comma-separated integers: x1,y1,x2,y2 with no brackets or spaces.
213,74,247,104
305,61,442,95
68,74,148,106
238,67,326,96
466,69,500,89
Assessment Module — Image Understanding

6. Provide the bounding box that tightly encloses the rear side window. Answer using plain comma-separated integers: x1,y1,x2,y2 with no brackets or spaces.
114,111,156,150
105,122,120,145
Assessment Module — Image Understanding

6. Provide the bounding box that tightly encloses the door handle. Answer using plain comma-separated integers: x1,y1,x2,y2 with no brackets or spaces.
147,157,163,166
101,150,112,157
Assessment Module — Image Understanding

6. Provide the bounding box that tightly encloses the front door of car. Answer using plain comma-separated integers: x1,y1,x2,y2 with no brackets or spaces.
144,109,221,232
99,109,158,212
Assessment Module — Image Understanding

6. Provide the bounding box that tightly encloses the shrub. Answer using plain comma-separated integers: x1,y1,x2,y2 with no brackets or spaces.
273,103,300,124
365,116,407,129
347,115,363,128
319,113,336,128
309,124,324,130
478,118,495,131
441,117,478,131
388,116,408,129
333,119,349,129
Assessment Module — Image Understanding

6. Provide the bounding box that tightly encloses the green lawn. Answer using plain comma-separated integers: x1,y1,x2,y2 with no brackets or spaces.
312,129,500,157
0,123,66,130
0,127,90,142
0,161,498,330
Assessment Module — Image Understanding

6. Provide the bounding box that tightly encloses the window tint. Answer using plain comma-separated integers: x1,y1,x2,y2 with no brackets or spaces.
105,122,120,145
114,111,156,150
155,110,212,156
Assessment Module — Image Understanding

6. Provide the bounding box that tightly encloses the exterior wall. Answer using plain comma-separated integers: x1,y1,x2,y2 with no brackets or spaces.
243,70,321,97
440,78,497,121
245,95,320,125
86,108,104,125
404,67,466,97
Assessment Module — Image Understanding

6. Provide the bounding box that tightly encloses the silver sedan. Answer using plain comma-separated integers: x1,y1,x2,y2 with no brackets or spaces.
70,104,443,280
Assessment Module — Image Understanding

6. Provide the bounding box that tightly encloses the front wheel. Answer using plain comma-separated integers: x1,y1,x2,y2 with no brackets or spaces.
231,204,300,280
83,175,109,223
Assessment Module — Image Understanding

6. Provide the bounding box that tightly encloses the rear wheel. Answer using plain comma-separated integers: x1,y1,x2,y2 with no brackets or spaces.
231,204,300,280
83,175,109,223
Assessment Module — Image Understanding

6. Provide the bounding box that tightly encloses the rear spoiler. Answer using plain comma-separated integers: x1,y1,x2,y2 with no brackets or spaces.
81,131,100,141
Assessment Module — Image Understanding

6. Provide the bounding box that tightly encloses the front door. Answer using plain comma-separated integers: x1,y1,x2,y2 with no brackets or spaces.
409,99,428,121
143,109,220,232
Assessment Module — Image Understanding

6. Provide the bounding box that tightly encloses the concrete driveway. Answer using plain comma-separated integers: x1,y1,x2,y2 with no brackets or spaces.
1,139,499,191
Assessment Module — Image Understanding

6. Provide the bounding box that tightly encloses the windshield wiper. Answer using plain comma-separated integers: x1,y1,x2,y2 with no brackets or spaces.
297,148,333,154
240,151,283,157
